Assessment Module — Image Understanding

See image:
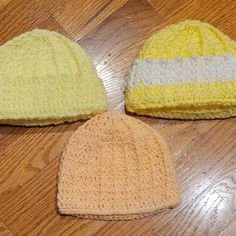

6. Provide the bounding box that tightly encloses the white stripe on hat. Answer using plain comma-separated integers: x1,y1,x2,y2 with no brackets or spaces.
127,54,236,87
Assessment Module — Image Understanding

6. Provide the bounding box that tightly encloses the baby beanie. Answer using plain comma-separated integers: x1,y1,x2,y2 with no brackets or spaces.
0,29,107,126
57,111,181,220
125,20,236,119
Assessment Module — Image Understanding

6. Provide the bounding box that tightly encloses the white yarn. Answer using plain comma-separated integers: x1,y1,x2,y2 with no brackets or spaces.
127,54,236,87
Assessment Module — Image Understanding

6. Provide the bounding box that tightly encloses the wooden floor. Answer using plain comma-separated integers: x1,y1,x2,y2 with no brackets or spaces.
0,0,236,235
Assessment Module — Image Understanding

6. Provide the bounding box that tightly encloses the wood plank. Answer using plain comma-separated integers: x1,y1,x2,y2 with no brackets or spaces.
37,17,73,39
146,0,236,39
0,0,12,9
79,0,163,110
0,0,65,44
147,0,187,16
0,157,107,235
0,123,81,197
219,219,236,236
53,0,128,41
0,220,13,236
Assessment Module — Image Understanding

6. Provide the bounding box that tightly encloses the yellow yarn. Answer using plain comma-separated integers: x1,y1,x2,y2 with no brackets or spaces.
126,20,236,119
0,29,107,126
126,80,236,119
139,20,236,59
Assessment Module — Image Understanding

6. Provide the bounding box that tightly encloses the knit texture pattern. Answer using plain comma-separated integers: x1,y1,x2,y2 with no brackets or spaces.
0,29,107,126
125,20,236,119
57,111,181,220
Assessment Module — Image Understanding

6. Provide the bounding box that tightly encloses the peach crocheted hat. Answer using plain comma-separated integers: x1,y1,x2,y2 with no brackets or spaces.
57,111,181,220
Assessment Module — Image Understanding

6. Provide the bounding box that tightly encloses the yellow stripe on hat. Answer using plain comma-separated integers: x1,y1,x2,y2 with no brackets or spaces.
126,80,236,119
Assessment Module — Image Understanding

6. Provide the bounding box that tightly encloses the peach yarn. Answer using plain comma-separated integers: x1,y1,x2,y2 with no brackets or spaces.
57,111,181,220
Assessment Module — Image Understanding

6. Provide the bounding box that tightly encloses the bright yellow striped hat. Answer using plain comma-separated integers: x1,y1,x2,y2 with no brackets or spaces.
0,29,107,126
125,20,236,119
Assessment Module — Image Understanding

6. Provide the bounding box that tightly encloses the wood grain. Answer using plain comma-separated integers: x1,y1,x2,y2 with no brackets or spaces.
0,0,236,235
146,0,236,39
0,124,79,197
0,220,13,236
0,0,12,8
147,0,187,16
79,0,163,110
0,0,65,43
53,0,128,40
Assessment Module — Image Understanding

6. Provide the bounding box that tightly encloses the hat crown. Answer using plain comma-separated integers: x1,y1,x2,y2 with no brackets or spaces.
0,29,93,79
139,20,236,59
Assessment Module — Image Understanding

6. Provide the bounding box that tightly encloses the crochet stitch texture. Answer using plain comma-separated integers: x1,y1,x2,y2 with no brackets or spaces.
57,111,181,220
125,20,236,119
0,29,107,126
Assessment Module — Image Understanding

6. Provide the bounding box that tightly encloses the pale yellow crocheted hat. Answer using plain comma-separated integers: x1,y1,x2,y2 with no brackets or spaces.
125,20,236,119
57,111,181,220
0,29,107,126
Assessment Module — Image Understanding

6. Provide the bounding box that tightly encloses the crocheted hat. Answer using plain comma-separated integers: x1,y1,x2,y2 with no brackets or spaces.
57,111,181,220
125,20,236,119
0,29,107,126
